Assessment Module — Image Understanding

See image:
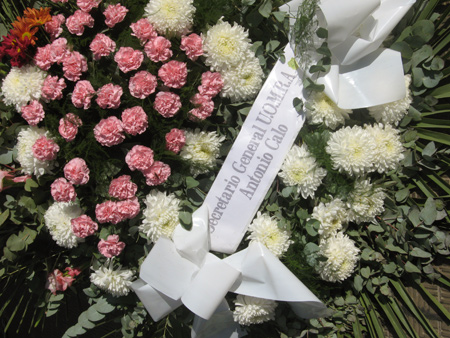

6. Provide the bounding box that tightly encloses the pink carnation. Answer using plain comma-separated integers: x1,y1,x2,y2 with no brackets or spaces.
44,14,65,40
125,145,154,172
62,51,88,82
165,128,185,153
189,93,215,120
50,38,69,64
34,45,53,70
71,215,98,238
154,91,181,118
94,116,125,146
114,47,143,73
143,161,171,186
66,10,94,36
96,83,123,109
121,106,148,135
32,136,59,161
42,75,66,101
198,71,223,98
144,36,172,62
180,33,203,61
128,70,157,99
117,197,140,220
72,80,96,109
90,33,116,60
77,0,101,12
158,60,187,89
109,175,137,200
104,3,128,28
50,177,76,202
59,113,82,142
130,18,157,42
98,234,125,258
95,201,122,224
65,267,81,277
64,157,90,185
46,269,77,295
21,100,45,126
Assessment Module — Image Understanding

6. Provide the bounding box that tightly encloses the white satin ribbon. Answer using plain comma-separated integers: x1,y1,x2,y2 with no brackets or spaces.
280,0,415,109
131,205,329,336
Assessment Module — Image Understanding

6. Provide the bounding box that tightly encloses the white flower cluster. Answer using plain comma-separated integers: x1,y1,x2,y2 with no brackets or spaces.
278,144,327,199
233,295,277,326
247,212,292,257
44,202,83,248
326,124,404,176
347,178,385,224
312,198,347,238
368,75,412,125
144,0,195,37
305,91,352,130
1,65,46,111
90,261,134,297
203,19,263,102
139,190,180,242
180,129,225,177
16,126,57,177
317,232,360,283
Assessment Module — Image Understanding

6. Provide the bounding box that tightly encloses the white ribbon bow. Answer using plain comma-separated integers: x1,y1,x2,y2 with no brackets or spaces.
132,205,329,337
281,0,415,109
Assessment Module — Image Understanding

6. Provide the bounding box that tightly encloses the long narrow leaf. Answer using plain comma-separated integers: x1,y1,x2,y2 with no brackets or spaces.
389,297,419,338
417,128,450,146
352,308,364,338
418,283,450,322
360,293,385,338
374,293,409,338
430,83,450,99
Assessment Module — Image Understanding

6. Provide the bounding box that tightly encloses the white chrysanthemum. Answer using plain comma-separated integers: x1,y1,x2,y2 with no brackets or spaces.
365,124,405,173
180,129,225,177
312,198,348,238
278,144,327,199
139,190,180,242
1,65,46,111
44,202,83,248
326,125,375,176
90,261,134,297
144,0,195,37
368,75,412,125
233,295,277,326
16,126,57,177
317,232,360,283
305,91,352,130
203,19,251,71
347,179,385,224
220,52,264,102
247,212,293,257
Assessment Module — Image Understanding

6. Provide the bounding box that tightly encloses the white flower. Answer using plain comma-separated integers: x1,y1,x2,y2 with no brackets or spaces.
139,190,180,242
90,261,134,297
317,232,360,283
278,144,327,199
326,125,375,176
365,124,404,173
312,198,348,238
305,91,352,130
16,126,57,177
347,179,385,224
44,202,83,248
180,129,225,177
1,65,46,111
368,75,412,125
220,52,264,102
144,0,195,37
233,295,277,326
247,212,292,257
203,19,251,71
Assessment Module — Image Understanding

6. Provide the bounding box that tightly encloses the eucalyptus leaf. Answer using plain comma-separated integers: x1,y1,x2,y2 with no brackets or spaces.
410,247,432,258
419,198,437,225
405,261,421,273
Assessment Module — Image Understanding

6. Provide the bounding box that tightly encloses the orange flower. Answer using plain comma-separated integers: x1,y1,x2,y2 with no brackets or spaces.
11,17,38,45
23,7,52,26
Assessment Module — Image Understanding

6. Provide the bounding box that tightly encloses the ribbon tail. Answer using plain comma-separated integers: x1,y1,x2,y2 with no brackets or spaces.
131,279,182,321
191,300,246,338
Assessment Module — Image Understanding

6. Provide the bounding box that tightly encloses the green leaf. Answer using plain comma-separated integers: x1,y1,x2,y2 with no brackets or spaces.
405,261,421,273
353,275,363,292
383,262,397,274
185,176,199,189
411,20,434,43
410,247,432,258
395,188,410,203
24,178,38,192
420,198,437,225
431,83,450,99
0,208,9,226
179,211,192,229
287,58,299,70
258,0,272,18
293,97,303,112
316,27,328,39
422,142,436,157
0,149,13,165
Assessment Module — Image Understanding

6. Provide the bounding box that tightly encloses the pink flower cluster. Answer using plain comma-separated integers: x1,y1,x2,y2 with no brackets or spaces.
71,214,98,238
46,267,81,295
165,128,186,154
90,33,116,60
189,71,223,120
59,113,82,142
21,100,45,126
44,14,65,40
144,36,172,62
104,3,128,28
154,91,181,118
180,33,203,61
129,71,157,99
41,75,66,101
121,107,148,136
64,158,90,185
98,234,125,258
51,177,76,202
32,136,59,161
94,116,125,147
77,0,101,13
72,80,96,109
66,10,94,36
130,19,157,43
114,47,143,73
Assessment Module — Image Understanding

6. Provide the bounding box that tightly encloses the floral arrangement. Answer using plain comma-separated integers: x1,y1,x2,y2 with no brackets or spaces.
0,0,449,337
